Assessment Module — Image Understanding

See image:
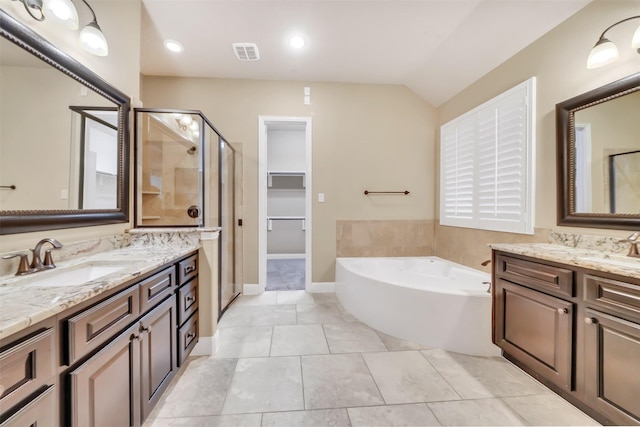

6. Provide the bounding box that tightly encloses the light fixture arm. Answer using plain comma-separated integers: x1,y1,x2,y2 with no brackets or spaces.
12,0,45,21
80,0,98,25
597,15,640,41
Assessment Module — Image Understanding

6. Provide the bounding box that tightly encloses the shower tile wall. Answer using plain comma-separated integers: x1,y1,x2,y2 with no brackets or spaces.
336,220,435,257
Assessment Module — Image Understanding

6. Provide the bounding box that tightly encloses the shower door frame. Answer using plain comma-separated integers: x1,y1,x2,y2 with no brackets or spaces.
258,116,313,292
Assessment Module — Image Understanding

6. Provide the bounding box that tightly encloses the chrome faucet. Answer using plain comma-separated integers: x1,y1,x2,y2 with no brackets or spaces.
2,238,63,276
622,232,640,258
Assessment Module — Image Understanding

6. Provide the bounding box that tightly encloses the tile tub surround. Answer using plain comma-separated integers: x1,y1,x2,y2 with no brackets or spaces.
0,243,199,340
336,220,435,257
143,290,599,427
489,243,640,280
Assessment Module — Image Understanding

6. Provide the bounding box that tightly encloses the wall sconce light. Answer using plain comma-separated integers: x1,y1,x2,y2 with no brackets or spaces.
587,15,640,69
10,0,108,56
78,0,108,56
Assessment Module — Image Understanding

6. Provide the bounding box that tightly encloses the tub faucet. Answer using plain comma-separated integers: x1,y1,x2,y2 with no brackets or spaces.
30,238,63,271
622,232,640,258
481,260,491,266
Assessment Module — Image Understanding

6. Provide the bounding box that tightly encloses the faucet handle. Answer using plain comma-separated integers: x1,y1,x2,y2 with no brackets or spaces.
2,253,33,276
43,249,57,269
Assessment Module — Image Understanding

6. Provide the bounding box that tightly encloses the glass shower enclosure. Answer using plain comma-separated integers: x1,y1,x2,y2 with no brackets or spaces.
135,109,240,317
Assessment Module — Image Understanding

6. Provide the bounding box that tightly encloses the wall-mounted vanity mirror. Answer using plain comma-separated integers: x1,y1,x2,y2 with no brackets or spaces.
557,72,640,230
0,10,130,235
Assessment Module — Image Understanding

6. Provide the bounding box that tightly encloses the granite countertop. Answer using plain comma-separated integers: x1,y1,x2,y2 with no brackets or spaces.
490,243,640,280
0,244,200,341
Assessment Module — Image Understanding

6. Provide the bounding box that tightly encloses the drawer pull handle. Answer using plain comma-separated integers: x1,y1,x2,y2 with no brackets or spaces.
184,264,196,275
186,332,195,339
140,326,151,333
557,308,568,314
584,317,598,324
133,334,142,341
186,296,196,303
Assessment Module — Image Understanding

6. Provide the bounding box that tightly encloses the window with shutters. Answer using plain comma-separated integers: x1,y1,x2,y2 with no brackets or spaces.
440,78,536,234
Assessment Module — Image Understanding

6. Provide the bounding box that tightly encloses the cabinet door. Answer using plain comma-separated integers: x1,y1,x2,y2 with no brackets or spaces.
584,309,640,425
140,297,177,421
0,385,56,427
494,279,573,390
69,323,141,427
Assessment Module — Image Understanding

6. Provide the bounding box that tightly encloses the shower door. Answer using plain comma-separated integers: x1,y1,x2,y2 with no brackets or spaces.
219,138,240,315
135,110,203,226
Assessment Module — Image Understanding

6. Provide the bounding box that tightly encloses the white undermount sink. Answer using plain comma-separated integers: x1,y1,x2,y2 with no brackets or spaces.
22,261,135,288
579,255,640,269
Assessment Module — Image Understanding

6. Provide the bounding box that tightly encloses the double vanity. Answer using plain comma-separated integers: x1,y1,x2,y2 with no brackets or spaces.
491,242,640,425
0,240,201,427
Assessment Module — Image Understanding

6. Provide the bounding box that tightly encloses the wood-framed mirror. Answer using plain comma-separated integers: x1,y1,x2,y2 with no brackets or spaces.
556,72,640,230
0,10,130,235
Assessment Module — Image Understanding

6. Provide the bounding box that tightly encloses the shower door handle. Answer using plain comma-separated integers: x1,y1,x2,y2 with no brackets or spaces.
187,205,200,218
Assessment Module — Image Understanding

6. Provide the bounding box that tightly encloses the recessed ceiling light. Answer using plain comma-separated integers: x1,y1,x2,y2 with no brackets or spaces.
164,40,184,53
289,36,306,49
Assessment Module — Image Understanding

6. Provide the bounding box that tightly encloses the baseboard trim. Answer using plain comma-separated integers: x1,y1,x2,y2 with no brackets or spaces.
243,283,264,295
267,253,306,260
308,282,335,293
191,330,220,356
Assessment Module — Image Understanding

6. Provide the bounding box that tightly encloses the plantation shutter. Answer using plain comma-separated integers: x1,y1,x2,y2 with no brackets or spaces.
439,78,535,234
441,115,475,225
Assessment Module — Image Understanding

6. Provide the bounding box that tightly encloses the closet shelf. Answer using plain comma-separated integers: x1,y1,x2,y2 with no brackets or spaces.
267,171,306,188
267,216,306,231
142,191,161,195
267,171,306,176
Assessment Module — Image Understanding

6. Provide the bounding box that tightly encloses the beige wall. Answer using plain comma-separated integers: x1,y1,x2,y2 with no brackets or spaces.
0,0,141,252
435,0,640,268
141,78,437,283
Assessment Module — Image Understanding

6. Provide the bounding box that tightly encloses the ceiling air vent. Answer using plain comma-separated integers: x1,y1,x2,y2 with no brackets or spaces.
233,43,260,61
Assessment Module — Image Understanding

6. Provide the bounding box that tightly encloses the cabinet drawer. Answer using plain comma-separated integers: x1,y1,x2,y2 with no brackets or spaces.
584,274,640,322
494,279,573,390
0,385,55,427
66,285,140,365
496,254,574,297
0,329,54,415
177,278,199,326
178,254,198,286
139,266,176,314
177,312,198,367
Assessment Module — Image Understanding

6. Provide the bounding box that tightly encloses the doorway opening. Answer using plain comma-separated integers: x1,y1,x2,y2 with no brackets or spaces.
258,116,312,291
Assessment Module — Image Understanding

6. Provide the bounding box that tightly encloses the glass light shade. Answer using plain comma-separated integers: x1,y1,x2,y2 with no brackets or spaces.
79,22,108,56
586,38,618,69
632,24,640,49
43,0,78,29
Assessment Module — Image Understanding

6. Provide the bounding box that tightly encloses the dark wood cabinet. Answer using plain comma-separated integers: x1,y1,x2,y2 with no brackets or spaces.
1,250,198,427
493,250,640,426
0,385,56,427
69,322,141,427
140,297,177,420
584,308,640,425
494,278,573,390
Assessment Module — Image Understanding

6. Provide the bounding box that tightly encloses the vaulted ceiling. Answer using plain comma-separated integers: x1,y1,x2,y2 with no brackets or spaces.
140,0,591,106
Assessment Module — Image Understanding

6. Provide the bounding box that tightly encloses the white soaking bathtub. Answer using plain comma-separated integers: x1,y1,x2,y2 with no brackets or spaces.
335,257,501,357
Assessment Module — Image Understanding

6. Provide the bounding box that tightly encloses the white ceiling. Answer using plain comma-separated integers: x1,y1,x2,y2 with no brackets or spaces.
140,0,591,107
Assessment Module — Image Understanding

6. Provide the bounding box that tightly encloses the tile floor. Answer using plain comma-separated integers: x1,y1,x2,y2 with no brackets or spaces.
144,291,600,427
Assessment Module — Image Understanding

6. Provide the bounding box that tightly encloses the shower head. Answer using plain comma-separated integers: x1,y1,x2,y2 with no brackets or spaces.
186,146,197,155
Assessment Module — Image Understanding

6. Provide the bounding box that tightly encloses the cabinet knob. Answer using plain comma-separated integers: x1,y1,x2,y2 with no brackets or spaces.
557,308,569,314
584,317,598,324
